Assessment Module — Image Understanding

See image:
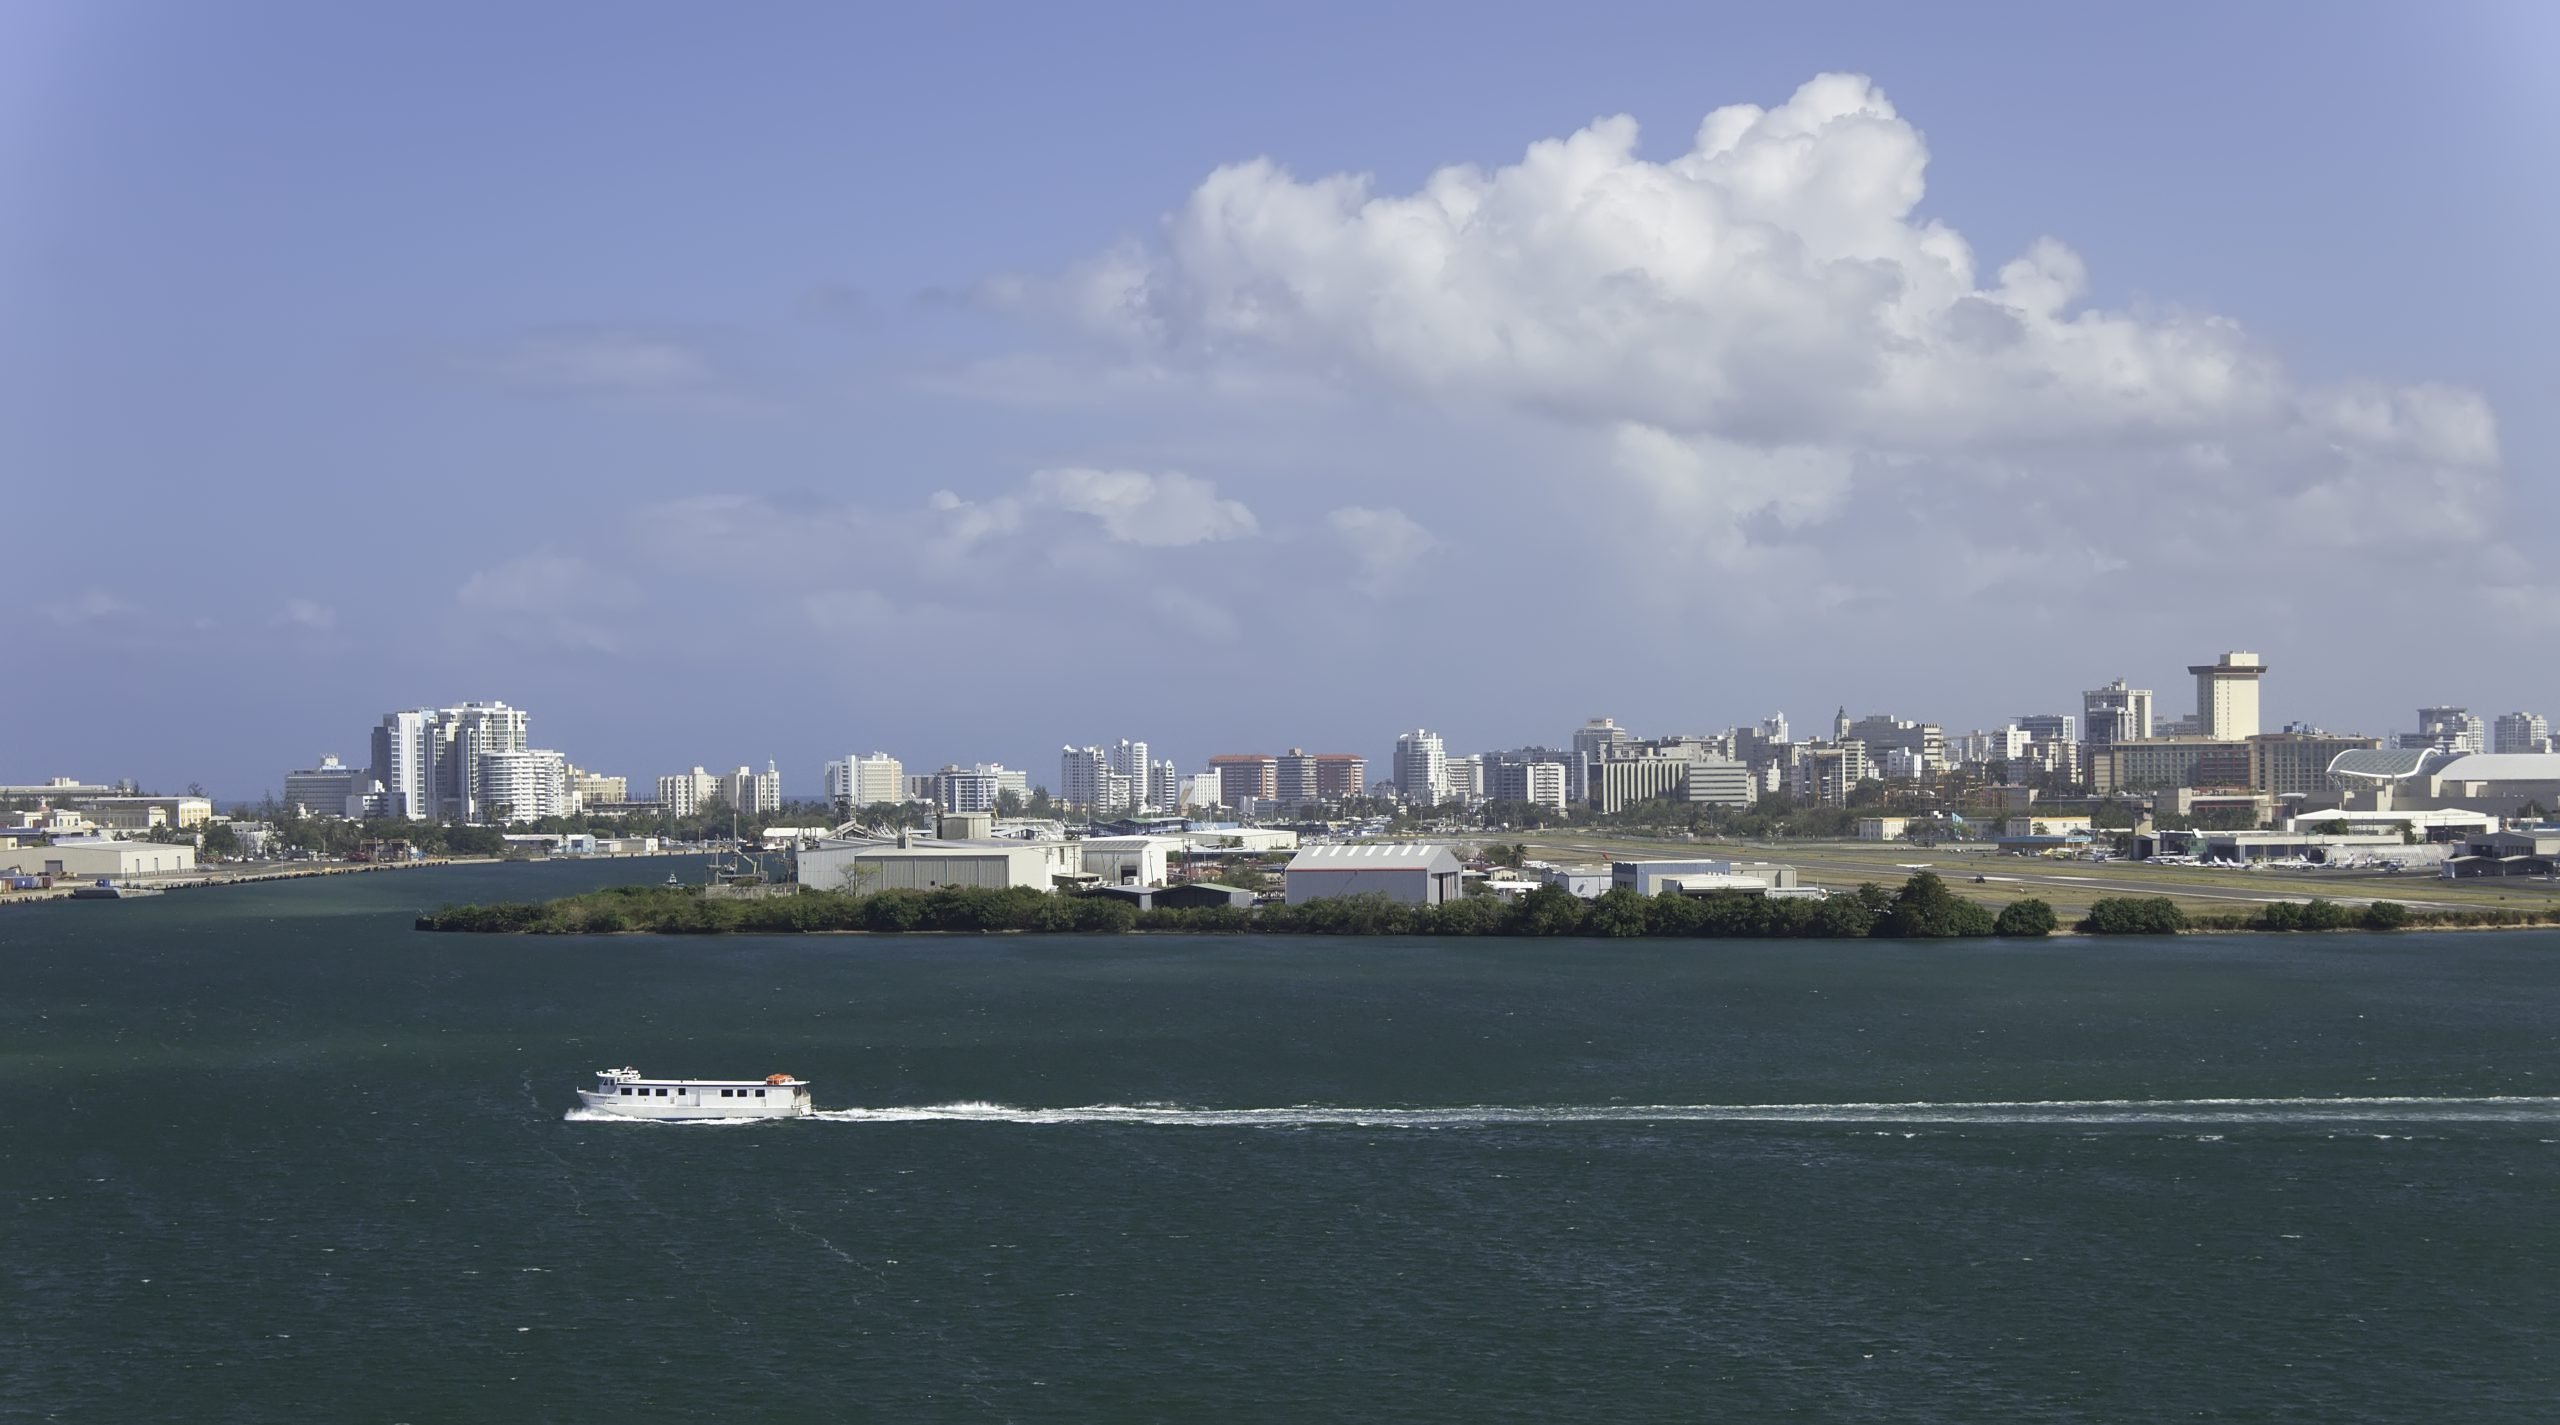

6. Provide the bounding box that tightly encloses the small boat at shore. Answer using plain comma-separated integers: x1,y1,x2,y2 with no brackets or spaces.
69,880,165,900
575,1067,812,1120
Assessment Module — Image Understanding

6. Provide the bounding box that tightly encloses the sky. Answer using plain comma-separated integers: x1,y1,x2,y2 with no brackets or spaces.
5,2,2555,798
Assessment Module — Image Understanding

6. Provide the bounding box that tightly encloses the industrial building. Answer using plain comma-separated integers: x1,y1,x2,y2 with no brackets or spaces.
2443,830,2560,878
1611,859,1800,896
1077,836,1179,888
794,837,1084,895
1284,843,1463,905
0,838,198,879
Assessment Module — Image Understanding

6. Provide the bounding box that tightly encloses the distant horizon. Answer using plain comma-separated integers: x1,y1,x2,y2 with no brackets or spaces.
9,4,2552,796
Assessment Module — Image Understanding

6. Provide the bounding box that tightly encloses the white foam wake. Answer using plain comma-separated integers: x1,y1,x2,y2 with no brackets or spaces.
777,1096,2560,1129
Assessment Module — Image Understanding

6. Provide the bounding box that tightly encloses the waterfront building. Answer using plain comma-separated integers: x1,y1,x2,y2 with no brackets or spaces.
477,749,572,823
1283,843,1463,906
283,756,365,818
568,769,627,808
717,763,782,817
656,768,720,817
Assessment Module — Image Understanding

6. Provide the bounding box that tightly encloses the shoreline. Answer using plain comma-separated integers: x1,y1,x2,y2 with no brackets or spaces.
0,852,678,907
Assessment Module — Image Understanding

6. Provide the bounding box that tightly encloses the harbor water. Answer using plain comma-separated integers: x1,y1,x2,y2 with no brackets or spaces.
6,859,2555,1421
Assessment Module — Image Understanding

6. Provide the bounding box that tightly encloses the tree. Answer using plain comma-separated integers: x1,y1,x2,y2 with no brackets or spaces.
1511,885,1590,936
1993,898,2058,937
1878,872,1996,938
995,789,1026,818
1584,886,1652,937
198,823,243,860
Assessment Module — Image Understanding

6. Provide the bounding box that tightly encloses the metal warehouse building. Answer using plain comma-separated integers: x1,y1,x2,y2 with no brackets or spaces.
1284,843,1463,906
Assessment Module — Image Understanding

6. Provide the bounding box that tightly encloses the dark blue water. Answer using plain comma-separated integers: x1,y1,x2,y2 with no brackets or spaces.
6,860,2556,1421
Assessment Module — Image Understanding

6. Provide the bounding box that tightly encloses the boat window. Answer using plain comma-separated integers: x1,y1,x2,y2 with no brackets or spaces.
755,1089,766,1097
620,1087,632,1096
656,1087,668,1096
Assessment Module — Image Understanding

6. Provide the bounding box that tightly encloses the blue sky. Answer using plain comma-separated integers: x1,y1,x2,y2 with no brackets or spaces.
6,2,2554,797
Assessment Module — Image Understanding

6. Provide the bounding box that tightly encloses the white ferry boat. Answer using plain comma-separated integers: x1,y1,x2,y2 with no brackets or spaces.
577,1067,812,1120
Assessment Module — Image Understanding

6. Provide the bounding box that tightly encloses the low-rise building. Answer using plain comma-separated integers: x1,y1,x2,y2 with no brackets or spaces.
1078,836,1180,887
0,837,198,879
1856,817,1911,842
2444,830,2560,878
795,837,1084,895
1284,843,1463,905
1612,858,1800,895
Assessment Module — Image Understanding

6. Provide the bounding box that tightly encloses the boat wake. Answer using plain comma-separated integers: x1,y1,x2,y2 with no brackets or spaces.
764,1095,2560,1130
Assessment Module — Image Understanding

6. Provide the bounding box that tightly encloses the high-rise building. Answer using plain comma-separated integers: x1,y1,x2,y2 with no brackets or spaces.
1275,750,1321,807
478,748,572,823
716,762,781,817
1059,745,1111,812
2406,707,2487,754
2083,680,2155,748
657,767,719,817
1146,760,1182,814
283,756,365,819
1206,754,1279,810
2189,652,2267,741
1445,754,1485,804
1488,759,1568,812
1393,730,1448,804
368,710,435,821
569,769,627,807
1313,754,1366,802
825,752,906,811
2493,712,2549,755
1569,718,1630,806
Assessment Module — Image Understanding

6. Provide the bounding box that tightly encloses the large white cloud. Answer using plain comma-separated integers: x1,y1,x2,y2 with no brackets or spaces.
1045,73,2501,566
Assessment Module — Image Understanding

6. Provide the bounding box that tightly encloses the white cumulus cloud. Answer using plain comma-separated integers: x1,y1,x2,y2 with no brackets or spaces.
1037,72,2503,575
1029,467,1260,546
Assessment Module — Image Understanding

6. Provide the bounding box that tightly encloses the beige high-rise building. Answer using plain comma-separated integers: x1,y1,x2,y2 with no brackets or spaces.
2189,651,2267,741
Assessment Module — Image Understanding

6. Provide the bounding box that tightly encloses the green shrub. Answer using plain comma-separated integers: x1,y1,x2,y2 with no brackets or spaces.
2081,897,2188,935
1993,899,2057,937
2361,900,2412,931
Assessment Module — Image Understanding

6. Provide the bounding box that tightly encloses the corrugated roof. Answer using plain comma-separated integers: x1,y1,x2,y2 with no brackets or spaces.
2432,753,2560,782
1286,842,1460,871
2326,748,2436,781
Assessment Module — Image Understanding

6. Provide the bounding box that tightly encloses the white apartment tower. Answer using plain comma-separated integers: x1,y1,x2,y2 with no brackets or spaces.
2189,652,2267,741
1061,745,1112,813
1393,730,1448,804
477,748,571,823
657,767,719,817
824,753,905,811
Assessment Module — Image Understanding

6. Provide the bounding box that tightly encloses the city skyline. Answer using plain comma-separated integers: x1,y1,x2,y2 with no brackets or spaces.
8,5,2555,795
45,660,2560,808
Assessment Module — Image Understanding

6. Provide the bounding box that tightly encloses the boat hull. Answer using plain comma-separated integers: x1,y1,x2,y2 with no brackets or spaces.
576,1083,812,1120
